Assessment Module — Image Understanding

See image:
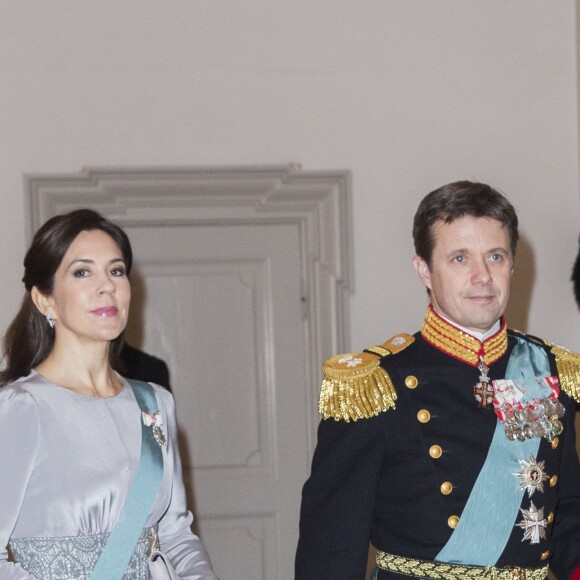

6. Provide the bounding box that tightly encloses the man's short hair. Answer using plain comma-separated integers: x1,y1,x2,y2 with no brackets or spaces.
413,180,519,267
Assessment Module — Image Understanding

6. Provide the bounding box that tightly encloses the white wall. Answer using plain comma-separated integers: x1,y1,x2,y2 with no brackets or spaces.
1,1,579,352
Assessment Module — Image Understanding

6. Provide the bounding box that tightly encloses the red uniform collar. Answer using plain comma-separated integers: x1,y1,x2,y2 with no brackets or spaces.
420,306,508,367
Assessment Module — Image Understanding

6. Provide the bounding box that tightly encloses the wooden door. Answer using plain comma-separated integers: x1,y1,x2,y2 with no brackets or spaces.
125,222,306,579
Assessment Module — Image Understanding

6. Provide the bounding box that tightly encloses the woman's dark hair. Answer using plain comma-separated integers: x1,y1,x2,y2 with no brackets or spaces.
0,208,132,386
413,180,519,268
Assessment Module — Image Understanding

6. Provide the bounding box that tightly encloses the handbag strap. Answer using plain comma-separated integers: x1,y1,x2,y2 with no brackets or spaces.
90,379,164,580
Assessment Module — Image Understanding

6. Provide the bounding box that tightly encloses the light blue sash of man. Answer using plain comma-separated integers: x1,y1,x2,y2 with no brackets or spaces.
435,336,550,564
90,379,164,580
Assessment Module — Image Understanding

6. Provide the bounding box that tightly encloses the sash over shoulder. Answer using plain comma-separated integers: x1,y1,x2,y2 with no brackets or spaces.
318,333,414,422
509,330,580,403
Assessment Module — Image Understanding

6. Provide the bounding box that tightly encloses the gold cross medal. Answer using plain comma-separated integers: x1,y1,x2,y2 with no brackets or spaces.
473,356,494,407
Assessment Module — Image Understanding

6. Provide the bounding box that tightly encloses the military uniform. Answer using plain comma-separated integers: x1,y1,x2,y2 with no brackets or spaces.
295,308,580,579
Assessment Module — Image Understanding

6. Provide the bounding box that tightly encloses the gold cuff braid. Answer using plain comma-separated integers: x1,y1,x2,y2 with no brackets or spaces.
376,550,549,579
551,344,580,402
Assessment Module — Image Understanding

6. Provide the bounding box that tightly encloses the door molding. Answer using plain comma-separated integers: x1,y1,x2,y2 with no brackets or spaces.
25,164,353,448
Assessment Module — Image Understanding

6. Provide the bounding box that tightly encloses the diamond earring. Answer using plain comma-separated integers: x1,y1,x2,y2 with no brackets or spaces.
46,313,55,328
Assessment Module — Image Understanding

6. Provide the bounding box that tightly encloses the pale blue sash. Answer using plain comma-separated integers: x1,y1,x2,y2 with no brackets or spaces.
435,337,549,564
90,380,164,579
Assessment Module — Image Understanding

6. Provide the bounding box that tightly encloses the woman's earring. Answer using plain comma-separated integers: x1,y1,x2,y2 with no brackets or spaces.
46,313,56,328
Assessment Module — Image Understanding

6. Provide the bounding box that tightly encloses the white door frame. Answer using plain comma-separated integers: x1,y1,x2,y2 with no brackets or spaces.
25,164,353,451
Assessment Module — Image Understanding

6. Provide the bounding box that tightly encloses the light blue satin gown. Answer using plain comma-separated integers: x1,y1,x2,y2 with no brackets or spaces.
0,371,217,580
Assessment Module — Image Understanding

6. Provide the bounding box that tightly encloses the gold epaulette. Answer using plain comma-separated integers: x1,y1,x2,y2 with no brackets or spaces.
318,333,414,422
551,344,580,402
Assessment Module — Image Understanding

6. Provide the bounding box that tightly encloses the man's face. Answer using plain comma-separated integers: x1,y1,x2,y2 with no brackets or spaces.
413,216,513,334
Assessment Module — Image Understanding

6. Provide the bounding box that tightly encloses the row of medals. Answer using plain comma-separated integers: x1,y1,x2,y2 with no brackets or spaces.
473,357,565,442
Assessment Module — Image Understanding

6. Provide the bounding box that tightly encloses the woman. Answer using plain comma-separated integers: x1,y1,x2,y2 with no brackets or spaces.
0,209,217,579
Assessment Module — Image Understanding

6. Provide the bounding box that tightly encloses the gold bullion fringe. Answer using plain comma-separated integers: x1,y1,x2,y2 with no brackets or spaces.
376,550,549,580
318,361,397,422
551,344,580,402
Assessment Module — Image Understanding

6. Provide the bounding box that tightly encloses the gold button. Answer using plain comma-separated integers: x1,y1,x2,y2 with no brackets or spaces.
429,445,443,459
551,437,559,449
447,515,459,529
540,550,550,561
417,409,431,423
405,375,418,389
547,512,554,524
440,481,453,495
550,475,558,487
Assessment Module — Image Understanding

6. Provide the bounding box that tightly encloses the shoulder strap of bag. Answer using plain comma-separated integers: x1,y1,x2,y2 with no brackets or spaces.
90,379,164,580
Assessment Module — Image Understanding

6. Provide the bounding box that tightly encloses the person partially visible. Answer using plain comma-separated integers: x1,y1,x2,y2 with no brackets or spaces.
296,181,580,579
120,341,172,391
0,209,217,579
573,241,580,311
570,239,580,580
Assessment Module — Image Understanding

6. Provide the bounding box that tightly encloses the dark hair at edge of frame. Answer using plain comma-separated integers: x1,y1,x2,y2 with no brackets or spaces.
0,208,133,387
572,236,580,309
412,180,519,268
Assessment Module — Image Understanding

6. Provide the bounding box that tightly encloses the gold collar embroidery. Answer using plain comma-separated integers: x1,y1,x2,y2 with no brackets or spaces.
420,306,507,367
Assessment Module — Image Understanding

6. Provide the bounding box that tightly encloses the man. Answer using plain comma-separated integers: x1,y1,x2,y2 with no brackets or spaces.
295,181,580,579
